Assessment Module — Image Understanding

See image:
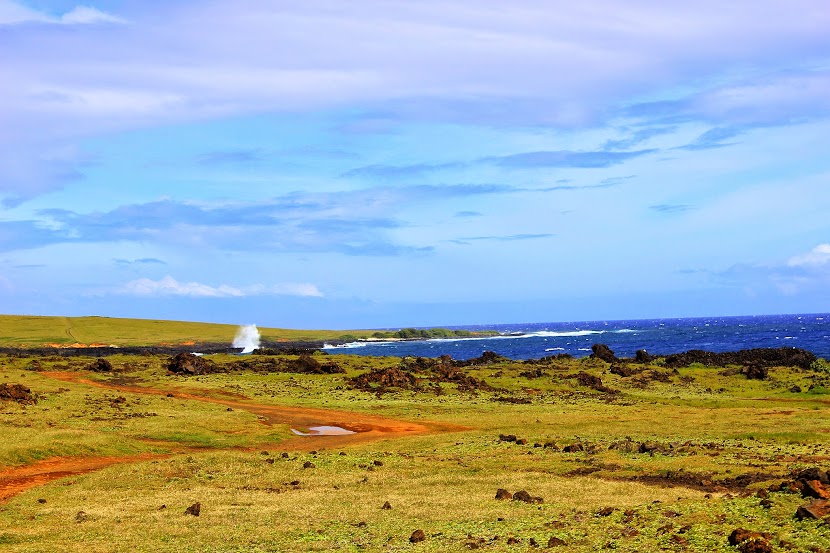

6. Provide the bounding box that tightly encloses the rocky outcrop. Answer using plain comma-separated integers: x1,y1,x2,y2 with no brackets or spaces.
575,372,617,393
87,358,113,372
0,383,36,404
590,343,618,363
663,347,816,370
167,353,217,375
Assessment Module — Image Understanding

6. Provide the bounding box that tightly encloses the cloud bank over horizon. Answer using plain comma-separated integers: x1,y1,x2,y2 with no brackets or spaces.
1,0,829,327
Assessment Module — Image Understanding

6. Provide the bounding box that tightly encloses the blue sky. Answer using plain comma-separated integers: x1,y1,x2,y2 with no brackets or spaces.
1,0,829,329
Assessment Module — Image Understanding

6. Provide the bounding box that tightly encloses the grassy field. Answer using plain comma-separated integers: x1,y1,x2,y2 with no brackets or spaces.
0,314,377,347
2,347,830,551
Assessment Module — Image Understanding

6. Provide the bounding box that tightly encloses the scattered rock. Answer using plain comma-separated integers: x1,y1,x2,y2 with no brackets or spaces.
506,537,521,544
562,443,584,453
409,529,425,543
88,358,113,372
609,364,636,377
795,499,830,520
495,489,513,500
801,479,830,499
635,349,652,363
671,535,689,546
590,343,619,363
597,507,614,516
512,490,543,504
499,434,517,443
656,523,674,535
638,442,667,455
289,354,345,374
608,438,638,453
0,383,36,404
742,364,768,380
75,511,88,522
493,396,532,404
519,368,548,379
349,366,419,391
728,528,773,553
547,536,566,547
382,501,392,510
798,467,830,485
37,498,46,504
620,527,639,538
456,351,508,366
168,353,217,376
184,502,201,516
575,372,617,393
790,385,802,393
303,461,316,469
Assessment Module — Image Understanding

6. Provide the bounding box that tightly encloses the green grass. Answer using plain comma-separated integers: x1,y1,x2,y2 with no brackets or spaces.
2,350,830,551
0,314,379,346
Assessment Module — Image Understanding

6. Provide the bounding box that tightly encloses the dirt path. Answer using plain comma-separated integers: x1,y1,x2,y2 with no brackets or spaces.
0,371,462,503
0,453,168,503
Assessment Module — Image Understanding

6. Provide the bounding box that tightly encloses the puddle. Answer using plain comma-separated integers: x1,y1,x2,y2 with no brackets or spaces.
290,425,356,436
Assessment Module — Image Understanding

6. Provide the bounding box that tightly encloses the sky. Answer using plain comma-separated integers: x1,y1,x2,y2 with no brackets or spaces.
1,0,829,329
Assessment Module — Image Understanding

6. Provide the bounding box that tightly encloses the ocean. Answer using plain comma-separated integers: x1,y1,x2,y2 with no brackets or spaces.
323,313,830,361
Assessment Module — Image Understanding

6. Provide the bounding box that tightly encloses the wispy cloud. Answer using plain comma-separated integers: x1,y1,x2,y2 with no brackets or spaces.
532,175,634,193
115,276,323,298
0,184,513,255
485,149,656,169
114,258,167,266
650,204,694,214
602,126,677,150
450,233,554,245
680,127,744,150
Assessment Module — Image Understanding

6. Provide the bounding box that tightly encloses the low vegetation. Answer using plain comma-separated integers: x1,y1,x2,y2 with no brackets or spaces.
1,341,830,551
368,328,501,340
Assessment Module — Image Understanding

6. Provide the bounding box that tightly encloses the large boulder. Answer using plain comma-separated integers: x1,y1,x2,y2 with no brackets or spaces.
168,353,217,375
796,499,830,520
88,358,113,372
0,383,36,404
590,344,618,363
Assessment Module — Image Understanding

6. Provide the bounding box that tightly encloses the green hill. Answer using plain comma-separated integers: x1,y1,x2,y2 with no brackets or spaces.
0,314,373,347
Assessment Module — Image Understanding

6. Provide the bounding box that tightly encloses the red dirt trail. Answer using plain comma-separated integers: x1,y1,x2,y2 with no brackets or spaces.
0,371,463,503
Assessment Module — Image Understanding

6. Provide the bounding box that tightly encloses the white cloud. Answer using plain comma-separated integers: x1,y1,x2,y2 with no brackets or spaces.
720,243,830,296
788,243,830,267
59,6,126,25
117,275,322,298
0,1,125,25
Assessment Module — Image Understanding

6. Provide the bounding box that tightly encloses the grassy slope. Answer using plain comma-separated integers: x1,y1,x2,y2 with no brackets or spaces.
0,314,375,346
2,352,830,551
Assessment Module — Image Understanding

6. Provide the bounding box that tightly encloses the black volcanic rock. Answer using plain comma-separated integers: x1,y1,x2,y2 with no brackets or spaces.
590,344,618,363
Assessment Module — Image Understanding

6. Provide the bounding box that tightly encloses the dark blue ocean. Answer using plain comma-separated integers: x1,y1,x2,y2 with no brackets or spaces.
323,313,830,360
